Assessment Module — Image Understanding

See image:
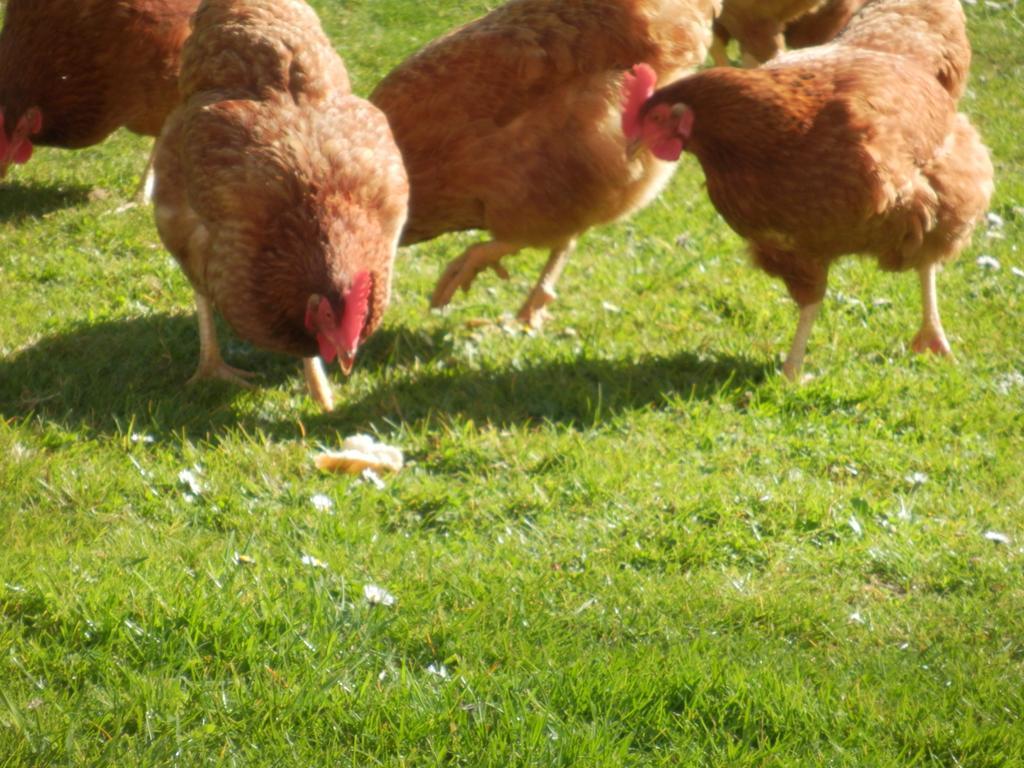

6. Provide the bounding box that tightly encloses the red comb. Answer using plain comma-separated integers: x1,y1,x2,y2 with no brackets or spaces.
340,271,371,352
621,63,657,141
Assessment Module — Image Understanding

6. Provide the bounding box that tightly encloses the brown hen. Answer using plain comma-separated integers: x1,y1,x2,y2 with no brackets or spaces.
627,0,993,379
0,0,196,189
153,0,408,410
370,0,719,329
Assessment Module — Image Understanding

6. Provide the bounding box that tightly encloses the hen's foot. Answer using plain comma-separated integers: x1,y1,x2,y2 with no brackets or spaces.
430,241,516,309
188,360,257,389
303,357,334,412
911,327,953,357
780,364,815,385
516,285,557,329
913,264,954,359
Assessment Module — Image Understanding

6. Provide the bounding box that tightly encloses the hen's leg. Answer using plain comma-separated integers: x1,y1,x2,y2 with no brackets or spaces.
430,240,520,309
134,142,157,204
911,262,953,356
303,357,334,412
517,239,575,329
188,293,257,387
782,301,822,382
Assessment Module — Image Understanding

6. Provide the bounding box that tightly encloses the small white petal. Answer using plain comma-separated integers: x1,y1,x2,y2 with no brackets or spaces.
601,301,622,314
983,531,1011,545
848,515,863,536
976,255,1001,270
363,584,396,606
300,554,328,569
987,212,1005,228
426,662,449,679
994,372,1024,395
848,611,866,625
178,468,203,496
905,472,929,487
310,493,334,512
1011,267,1024,279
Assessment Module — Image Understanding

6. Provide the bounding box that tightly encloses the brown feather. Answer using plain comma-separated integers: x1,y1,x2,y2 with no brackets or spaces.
0,0,196,147
645,44,992,304
835,0,972,100
784,0,869,49
153,0,408,360
370,0,719,250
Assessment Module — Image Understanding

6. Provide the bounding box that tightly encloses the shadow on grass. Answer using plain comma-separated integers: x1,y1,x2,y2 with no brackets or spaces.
0,313,770,440
0,313,293,437
310,344,770,434
0,181,92,223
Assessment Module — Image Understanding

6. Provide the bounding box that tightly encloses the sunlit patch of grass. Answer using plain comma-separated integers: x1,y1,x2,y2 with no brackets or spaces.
1,2,1022,765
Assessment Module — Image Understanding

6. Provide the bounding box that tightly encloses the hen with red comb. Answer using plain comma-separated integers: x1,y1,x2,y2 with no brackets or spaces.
153,0,408,412
371,0,720,329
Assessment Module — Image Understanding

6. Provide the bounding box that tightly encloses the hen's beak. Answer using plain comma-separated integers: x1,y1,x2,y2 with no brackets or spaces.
339,351,355,376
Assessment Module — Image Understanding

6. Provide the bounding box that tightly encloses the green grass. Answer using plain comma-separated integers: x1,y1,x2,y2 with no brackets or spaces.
2,2,1023,765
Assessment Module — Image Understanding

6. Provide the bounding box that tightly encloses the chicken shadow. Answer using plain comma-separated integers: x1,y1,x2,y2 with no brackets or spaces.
285,327,772,435
0,313,298,438
0,181,93,223
0,314,770,441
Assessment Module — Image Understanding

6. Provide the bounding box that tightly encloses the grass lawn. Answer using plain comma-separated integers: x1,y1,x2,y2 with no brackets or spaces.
2,1,1022,765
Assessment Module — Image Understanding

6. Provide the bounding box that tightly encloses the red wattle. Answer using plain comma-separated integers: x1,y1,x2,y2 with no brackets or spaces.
12,140,32,165
318,335,337,363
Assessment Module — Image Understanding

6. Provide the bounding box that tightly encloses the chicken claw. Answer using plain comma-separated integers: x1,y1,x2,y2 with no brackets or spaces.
516,285,557,329
515,238,574,329
188,360,257,388
911,328,953,357
188,292,257,389
430,241,518,309
911,264,954,358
